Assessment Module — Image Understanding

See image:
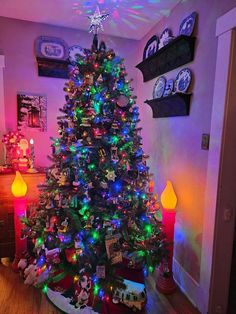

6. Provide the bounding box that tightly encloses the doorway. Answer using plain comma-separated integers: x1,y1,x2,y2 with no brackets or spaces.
206,8,236,314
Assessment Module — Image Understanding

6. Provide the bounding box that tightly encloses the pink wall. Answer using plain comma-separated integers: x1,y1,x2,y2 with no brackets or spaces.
136,0,236,309
1,1,236,311
0,17,138,167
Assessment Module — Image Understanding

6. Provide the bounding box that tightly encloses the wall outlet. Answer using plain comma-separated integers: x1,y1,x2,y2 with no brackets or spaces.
201,133,210,150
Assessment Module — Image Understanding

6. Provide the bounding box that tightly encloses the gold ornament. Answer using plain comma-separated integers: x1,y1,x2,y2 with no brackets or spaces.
105,170,116,182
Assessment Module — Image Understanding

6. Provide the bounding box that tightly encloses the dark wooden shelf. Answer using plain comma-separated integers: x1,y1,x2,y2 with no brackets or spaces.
136,35,196,82
36,57,70,79
145,93,192,118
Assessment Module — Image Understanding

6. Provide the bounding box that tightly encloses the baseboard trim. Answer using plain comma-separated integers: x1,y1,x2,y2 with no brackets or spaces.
173,258,200,309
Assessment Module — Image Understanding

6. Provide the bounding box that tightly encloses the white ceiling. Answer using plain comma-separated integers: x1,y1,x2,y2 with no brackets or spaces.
0,0,180,40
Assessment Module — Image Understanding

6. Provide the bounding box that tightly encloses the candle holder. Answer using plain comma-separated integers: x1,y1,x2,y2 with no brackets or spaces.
156,180,177,294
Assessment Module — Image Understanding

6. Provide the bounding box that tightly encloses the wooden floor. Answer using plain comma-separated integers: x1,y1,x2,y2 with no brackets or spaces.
0,261,200,314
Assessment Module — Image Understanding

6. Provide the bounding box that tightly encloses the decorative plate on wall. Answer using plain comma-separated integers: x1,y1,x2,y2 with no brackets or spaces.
35,36,69,60
179,12,197,36
163,79,174,97
69,45,86,63
153,76,166,99
175,68,192,93
159,28,173,50
143,35,159,60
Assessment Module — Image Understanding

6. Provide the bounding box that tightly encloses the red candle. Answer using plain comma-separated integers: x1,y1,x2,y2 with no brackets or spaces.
11,171,28,272
156,180,177,294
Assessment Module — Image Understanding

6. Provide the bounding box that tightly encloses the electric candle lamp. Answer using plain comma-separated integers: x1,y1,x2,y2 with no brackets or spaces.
27,138,38,173
156,180,177,294
11,171,28,271
160,180,177,211
11,171,27,197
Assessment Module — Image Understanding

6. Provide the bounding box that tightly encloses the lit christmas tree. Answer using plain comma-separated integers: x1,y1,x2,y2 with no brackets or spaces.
21,9,167,313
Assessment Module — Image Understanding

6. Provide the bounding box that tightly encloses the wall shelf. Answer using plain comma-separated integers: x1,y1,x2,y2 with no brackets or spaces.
36,57,69,79
145,93,192,118
136,35,196,82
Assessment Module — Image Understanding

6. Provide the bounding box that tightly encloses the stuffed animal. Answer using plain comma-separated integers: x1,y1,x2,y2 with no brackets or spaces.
24,263,49,286
18,258,28,272
17,252,35,276
24,264,38,285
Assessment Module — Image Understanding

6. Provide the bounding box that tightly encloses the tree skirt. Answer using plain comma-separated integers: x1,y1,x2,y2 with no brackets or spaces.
46,265,145,314
47,288,99,314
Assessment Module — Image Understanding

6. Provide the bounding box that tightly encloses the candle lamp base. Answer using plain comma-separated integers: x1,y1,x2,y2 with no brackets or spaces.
27,167,38,173
156,267,177,294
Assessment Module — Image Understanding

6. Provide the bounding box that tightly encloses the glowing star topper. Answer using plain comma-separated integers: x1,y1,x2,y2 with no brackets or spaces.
88,6,109,34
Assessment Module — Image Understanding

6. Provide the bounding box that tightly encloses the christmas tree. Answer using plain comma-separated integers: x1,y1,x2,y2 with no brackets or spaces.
21,9,166,313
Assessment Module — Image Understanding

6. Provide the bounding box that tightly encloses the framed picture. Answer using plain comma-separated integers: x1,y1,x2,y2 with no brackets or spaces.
17,93,47,132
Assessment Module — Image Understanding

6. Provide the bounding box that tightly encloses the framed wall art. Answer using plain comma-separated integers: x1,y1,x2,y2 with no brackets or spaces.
17,93,47,132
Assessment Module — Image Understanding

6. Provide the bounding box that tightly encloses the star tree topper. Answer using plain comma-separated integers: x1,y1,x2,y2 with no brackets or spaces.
88,6,109,34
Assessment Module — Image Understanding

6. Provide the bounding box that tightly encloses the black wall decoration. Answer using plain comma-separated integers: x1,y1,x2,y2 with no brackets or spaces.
137,35,196,82
138,12,197,118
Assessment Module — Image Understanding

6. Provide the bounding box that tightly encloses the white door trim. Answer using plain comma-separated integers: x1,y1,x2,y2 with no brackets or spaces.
0,55,6,165
201,7,236,314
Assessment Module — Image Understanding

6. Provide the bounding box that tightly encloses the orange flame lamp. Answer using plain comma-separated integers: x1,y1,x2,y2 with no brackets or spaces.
11,171,28,271
156,180,177,294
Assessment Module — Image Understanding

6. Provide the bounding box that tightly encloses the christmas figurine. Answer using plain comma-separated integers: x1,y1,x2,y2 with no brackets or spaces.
111,146,119,163
58,217,69,233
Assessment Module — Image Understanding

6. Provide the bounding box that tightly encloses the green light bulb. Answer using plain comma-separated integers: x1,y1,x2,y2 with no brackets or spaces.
138,250,145,257
70,146,76,153
88,164,95,170
94,284,99,295
42,285,48,294
144,224,153,235
37,238,43,246
148,266,154,273
92,231,99,240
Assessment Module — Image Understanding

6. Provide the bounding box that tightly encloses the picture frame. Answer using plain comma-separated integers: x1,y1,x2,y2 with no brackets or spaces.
17,93,47,132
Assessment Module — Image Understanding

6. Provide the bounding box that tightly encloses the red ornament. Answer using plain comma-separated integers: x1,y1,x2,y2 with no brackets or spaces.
65,247,77,264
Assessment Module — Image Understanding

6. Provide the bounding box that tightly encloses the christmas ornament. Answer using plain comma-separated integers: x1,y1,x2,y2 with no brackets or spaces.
100,181,108,189
105,170,116,182
105,234,122,265
58,217,69,233
97,74,103,83
111,146,119,163
96,265,105,279
45,247,61,264
81,118,91,127
117,94,129,109
74,235,84,255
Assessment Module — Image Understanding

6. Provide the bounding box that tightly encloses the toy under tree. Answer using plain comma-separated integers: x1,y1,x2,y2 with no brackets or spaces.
20,8,167,313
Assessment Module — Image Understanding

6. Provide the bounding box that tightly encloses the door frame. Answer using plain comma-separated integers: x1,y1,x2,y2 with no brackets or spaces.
0,55,6,165
200,7,236,314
